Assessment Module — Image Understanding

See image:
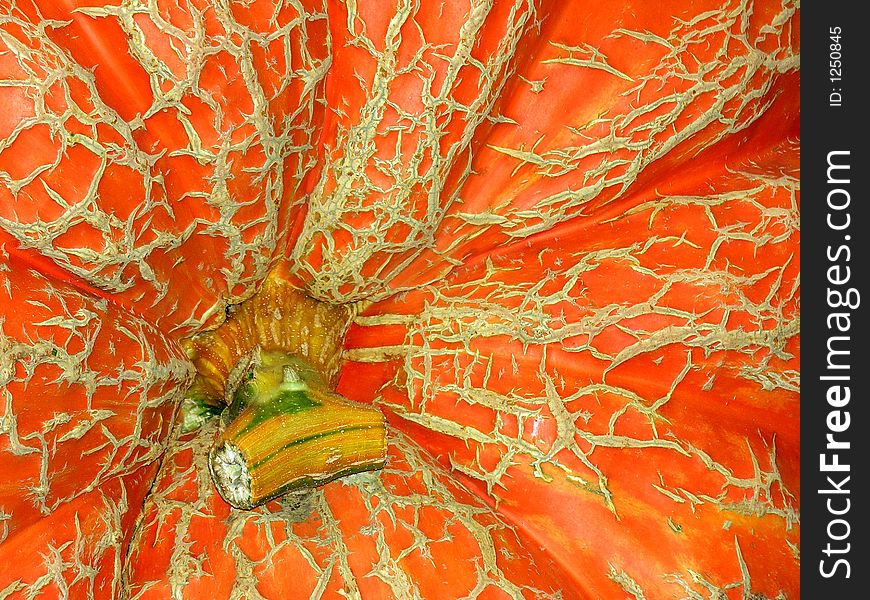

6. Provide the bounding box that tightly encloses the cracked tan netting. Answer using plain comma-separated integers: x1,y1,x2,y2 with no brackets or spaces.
1,0,799,597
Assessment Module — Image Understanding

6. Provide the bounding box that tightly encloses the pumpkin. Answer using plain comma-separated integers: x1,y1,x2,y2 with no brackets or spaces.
0,0,800,597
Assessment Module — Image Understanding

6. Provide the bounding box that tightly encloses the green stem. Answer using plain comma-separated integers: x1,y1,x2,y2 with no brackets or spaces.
208,350,387,510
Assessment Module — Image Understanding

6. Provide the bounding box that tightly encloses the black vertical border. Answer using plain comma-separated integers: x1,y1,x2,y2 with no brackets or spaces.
802,3,866,596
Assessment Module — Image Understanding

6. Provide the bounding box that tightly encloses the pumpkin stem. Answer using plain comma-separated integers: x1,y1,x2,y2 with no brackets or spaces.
181,265,387,510
209,350,386,510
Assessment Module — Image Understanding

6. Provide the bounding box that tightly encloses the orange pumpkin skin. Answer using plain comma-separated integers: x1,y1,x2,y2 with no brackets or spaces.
0,257,188,596
126,422,575,598
0,0,799,598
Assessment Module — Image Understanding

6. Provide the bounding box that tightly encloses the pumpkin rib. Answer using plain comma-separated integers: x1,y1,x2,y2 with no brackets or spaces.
339,120,800,595
0,0,333,333
0,257,188,597
0,257,189,540
289,0,551,303
417,103,800,288
125,421,582,599
354,0,800,300
0,466,156,598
